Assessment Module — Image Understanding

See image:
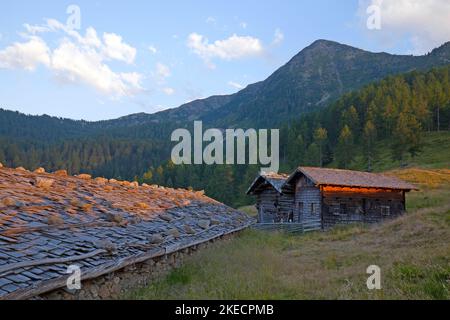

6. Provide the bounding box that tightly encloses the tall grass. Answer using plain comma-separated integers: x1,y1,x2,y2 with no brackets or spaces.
128,169,450,300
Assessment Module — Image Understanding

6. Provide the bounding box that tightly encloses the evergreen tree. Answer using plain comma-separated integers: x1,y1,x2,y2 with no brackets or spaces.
391,112,422,164
363,120,376,171
313,127,328,167
335,125,354,169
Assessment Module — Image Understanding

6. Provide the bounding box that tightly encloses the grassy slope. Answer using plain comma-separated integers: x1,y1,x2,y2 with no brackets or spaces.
349,131,450,172
129,133,450,300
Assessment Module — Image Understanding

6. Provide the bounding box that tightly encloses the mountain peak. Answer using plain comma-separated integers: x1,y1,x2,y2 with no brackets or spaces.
309,39,343,47
430,41,450,57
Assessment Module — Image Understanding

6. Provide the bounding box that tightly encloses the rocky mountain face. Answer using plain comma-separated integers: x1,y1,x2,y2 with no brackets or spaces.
97,40,450,129
197,40,450,128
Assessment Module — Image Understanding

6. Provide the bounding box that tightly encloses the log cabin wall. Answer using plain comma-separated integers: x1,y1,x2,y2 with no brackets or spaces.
254,185,294,223
255,188,279,223
294,176,322,230
279,184,295,222
321,187,405,229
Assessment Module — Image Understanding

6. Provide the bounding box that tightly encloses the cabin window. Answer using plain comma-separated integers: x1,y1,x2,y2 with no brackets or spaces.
380,205,390,216
340,203,347,214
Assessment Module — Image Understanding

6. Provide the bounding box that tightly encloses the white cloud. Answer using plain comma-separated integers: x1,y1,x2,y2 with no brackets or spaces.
359,0,450,54
272,28,284,46
102,32,136,64
0,36,50,71
187,32,264,68
148,45,157,54
206,17,216,24
162,87,175,95
155,62,171,79
51,40,142,97
228,81,244,90
0,19,143,97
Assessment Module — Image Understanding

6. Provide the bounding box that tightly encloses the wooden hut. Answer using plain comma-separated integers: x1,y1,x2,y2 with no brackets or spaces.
246,172,295,223
283,167,418,230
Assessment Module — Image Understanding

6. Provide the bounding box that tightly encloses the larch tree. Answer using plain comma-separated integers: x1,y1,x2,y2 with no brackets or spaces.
391,111,422,165
363,120,377,172
313,127,328,167
335,125,354,169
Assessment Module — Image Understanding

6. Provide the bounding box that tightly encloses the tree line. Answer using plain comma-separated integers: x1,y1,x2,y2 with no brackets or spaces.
0,66,448,207
140,66,450,206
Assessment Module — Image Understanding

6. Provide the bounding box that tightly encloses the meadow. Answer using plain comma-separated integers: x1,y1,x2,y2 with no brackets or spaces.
128,166,450,300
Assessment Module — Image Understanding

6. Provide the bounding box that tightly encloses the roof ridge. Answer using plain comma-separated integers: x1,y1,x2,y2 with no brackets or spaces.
291,166,418,190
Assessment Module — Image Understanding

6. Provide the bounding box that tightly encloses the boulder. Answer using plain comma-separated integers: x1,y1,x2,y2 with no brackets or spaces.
94,177,108,185
135,202,149,209
2,197,16,207
149,233,164,244
54,170,68,176
35,177,54,189
183,225,196,234
77,174,92,180
159,214,173,222
47,214,64,226
103,212,124,224
198,219,210,229
95,239,117,254
34,167,46,174
130,181,139,188
168,228,180,238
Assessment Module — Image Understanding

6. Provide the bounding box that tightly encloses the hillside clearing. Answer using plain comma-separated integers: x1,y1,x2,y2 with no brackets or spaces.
128,168,450,300
350,131,450,172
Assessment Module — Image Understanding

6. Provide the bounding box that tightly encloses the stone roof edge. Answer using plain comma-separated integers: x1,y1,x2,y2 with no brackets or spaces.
1,221,253,300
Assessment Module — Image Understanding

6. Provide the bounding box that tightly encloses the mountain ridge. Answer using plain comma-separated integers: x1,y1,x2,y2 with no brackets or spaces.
1,39,449,132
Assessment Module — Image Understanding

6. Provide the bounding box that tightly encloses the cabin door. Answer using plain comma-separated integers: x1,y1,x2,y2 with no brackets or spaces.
258,205,264,223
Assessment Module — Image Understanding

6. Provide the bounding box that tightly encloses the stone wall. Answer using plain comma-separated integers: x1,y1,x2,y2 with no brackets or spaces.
39,232,237,300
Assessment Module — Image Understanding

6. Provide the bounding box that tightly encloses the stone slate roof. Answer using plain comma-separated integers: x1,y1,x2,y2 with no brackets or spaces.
285,167,418,190
246,172,289,194
0,165,253,299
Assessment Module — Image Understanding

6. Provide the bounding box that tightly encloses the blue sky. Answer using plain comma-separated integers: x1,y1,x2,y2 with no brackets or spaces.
0,0,449,120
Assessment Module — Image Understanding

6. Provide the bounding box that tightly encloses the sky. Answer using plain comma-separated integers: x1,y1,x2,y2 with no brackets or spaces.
0,0,449,121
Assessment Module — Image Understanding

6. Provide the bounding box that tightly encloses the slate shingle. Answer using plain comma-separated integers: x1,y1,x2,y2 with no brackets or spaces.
0,166,253,299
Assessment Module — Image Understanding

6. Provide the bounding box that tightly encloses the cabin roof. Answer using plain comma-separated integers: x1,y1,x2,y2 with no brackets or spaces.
0,166,253,299
284,167,418,191
246,172,289,195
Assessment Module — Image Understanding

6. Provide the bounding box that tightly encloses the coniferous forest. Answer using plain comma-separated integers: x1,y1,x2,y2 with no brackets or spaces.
1,65,448,207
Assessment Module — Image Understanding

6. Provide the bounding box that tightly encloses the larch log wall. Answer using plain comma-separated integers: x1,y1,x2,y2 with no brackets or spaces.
321,188,405,229
255,187,294,223
294,176,322,230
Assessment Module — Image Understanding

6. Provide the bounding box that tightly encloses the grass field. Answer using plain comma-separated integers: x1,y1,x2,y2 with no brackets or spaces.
128,166,450,300
350,131,450,172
